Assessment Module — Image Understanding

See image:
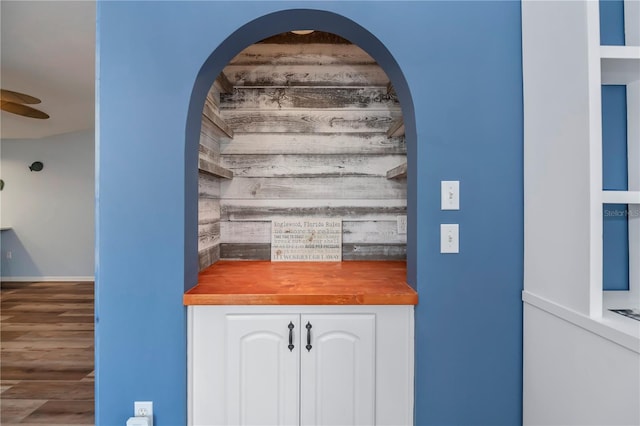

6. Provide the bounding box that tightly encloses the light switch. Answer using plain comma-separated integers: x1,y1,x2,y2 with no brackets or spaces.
440,224,459,253
441,181,460,210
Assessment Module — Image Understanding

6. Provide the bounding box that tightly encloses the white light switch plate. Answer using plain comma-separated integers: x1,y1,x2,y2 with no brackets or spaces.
441,181,460,210
440,224,459,253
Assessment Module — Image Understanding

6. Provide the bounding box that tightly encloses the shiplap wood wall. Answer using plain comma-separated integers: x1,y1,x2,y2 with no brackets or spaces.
197,82,231,270
198,39,407,267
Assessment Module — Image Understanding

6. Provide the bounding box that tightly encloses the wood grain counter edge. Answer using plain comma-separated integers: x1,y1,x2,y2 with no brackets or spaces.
183,260,418,305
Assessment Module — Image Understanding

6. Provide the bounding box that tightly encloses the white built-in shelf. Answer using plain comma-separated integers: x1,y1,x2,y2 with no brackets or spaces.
600,45,640,84
602,190,640,204
604,290,640,310
601,45,640,59
0,226,12,231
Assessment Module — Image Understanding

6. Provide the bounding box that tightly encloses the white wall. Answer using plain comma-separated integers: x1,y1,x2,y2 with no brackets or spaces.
0,129,94,280
523,304,640,426
521,0,597,316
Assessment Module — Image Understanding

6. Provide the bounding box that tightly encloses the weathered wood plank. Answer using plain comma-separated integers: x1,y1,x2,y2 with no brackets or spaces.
222,110,400,133
222,64,389,87
200,131,221,158
196,40,409,263
205,89,220,116
386,118,405,138
198,158,233,180
198,245,220,271
342,244,406,260
200,116,225,160
220,199,407,221
198,222,220,250
198,173,220,198
221,87,399,110
198,198,221,224
221,134,406,155
199,143,219,165
220,243,270,260
386,162,407,180
219,220,406,244
221,154,407,178
203,105,234,138
220,221,271,244
343,221,406,244
220,177,406,199
387,81,396,97
215,72,233,94
219,243,406,261
229,43,376,65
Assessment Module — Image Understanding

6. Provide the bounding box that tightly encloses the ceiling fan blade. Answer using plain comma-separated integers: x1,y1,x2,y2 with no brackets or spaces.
1,101,50,119
0,89,42,104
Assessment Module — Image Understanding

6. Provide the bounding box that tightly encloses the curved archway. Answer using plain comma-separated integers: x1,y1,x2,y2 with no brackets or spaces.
185,8,418,289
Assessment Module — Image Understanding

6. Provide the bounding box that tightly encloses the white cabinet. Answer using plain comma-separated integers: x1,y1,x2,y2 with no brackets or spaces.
299,314,375,426
225,315,300,426
188,305,413,426
225,313,374,426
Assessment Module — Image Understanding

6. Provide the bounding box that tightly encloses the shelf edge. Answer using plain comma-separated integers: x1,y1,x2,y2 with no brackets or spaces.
602,190,640,204
600,45,640,59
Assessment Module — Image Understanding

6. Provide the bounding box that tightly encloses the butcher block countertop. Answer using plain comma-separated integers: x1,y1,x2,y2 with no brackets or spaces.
184,260,418,305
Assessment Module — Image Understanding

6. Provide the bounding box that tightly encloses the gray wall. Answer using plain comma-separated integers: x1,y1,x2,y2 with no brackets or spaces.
0,129,94,279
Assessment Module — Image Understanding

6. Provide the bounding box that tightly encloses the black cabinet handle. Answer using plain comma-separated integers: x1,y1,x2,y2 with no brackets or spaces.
305,322,312,352
288,322,294,352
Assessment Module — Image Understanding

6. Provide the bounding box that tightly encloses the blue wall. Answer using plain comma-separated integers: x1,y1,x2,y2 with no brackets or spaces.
602,85,630,291
602,86,629,191
96,2,523,425
599,0,626,45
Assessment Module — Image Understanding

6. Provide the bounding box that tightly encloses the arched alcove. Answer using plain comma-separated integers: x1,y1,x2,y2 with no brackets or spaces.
185,9,418,290
97,2,525,424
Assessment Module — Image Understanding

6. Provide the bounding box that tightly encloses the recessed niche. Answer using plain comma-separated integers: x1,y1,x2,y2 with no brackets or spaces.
195,31,407,270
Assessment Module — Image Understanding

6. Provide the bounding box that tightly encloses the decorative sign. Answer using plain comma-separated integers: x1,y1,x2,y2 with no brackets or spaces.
271,218,342,262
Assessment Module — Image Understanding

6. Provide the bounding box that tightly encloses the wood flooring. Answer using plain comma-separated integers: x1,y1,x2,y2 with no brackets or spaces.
1,281,94,425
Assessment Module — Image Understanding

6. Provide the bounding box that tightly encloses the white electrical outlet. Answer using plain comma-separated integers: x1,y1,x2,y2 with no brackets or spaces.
440,224,459,253
397,215,407,234
134,401,153,426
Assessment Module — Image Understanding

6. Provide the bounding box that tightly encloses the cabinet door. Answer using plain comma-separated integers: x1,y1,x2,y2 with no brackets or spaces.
300,314,376,426
226,314,300,426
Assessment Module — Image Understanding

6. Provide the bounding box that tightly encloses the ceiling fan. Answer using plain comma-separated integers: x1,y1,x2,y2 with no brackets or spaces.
1,89,50,119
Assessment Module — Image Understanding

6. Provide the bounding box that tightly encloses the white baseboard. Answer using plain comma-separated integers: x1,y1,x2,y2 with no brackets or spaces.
0,276,95,282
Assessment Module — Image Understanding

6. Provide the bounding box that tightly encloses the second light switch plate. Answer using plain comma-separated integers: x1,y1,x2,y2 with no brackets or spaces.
440,224,459,253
